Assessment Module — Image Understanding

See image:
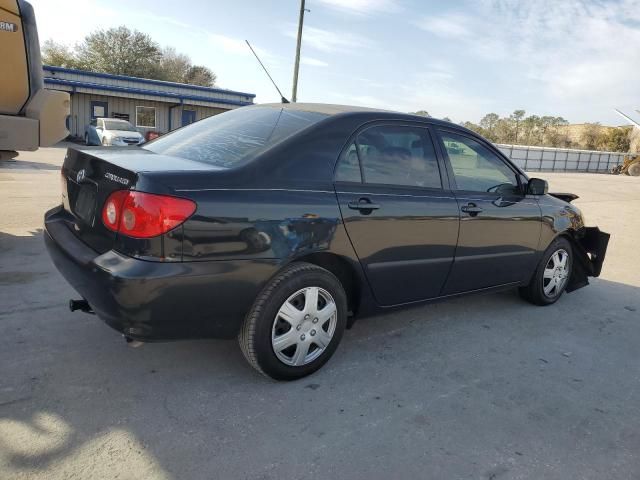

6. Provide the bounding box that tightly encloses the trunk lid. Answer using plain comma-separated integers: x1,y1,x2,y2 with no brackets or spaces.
60,147,216,253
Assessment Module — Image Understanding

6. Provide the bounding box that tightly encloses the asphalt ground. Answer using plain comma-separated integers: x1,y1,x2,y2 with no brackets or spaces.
1,145,639,479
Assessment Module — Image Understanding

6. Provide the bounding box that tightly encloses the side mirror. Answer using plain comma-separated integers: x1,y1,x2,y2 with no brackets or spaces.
527,178,548,195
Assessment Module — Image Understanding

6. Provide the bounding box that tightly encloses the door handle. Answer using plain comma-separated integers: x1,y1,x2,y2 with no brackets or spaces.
348,198,380,212
461,203,483,216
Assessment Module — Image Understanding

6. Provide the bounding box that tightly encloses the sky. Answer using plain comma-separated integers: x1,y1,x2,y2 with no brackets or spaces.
30,0,640,125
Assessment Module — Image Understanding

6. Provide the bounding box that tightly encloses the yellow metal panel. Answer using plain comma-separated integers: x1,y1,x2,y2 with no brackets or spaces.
0,0,20,15
0,0,29,115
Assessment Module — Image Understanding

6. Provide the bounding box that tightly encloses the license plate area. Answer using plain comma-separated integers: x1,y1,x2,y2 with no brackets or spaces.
74,185,97,225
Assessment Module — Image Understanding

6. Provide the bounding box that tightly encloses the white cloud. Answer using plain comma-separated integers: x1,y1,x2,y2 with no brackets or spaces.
208,34,251,55
30,0,118,44
412,0,640,121
301,56,329,67
207,34,277,65
414,13,472,38
314,0,402,16
285,25,372,53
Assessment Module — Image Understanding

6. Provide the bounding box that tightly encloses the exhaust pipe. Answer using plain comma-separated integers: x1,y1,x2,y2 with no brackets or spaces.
124,336,145,348
69,299,94,314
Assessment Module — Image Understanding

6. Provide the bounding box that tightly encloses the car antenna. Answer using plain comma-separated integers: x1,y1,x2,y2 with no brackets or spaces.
245,40,290,104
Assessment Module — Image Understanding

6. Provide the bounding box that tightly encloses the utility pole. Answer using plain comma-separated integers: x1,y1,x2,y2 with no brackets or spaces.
291,0,306,102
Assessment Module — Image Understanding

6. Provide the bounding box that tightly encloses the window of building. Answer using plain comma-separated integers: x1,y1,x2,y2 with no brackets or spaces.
136,106,156,128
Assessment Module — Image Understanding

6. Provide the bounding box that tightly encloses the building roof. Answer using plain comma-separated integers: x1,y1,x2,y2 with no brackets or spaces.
43,65,255,108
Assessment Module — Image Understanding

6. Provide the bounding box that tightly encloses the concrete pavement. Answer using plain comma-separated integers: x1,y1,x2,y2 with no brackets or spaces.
1,146,639,479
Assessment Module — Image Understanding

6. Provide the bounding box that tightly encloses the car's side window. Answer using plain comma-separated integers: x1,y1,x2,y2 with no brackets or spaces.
440,131,519,194
335,141,362,183
356,125,442,189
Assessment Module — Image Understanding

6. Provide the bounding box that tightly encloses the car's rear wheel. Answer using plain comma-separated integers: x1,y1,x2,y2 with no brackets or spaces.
519,237,573,306
239,262,347,380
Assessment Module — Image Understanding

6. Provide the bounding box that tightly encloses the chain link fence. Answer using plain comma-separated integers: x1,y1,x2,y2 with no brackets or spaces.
496,144,626,173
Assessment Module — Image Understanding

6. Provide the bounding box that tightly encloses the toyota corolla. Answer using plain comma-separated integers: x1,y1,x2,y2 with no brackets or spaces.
44,103,609,380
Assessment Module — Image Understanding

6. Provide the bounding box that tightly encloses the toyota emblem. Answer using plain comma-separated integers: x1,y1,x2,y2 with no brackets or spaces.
76,169,86,183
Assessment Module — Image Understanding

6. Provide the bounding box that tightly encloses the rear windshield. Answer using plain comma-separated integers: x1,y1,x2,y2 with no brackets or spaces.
104,120,135,131
143,106,328,168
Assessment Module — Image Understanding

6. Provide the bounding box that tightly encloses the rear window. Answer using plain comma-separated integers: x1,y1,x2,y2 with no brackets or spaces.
143,106,328,168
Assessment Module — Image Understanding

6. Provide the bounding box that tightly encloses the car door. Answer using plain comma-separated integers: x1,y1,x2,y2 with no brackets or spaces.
436,129,542,294
334,123,460,306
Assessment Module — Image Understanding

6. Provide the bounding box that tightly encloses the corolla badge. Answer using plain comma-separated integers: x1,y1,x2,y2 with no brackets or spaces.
104,172,130,185
76,169,87,183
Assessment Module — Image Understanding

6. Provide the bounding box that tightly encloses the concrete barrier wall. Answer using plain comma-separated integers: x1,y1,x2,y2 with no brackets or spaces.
496,144,626,173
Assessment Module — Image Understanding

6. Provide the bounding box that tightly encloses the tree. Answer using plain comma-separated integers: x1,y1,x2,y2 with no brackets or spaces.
41,26,217,86
581,123,604,150
602,127,631,152
461,121,486,136
184,65,217,87
41,40,79,69
75,26,162,77
76,26,162,77
480,113,500,135
153,47,192,83
538,116,554,145
495,118,515,144
411,110,430,117
442,116,452,122
510,109,526,143
521,115,541,145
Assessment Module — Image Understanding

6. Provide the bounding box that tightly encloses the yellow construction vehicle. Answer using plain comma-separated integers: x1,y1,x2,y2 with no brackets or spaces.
0,0,70,160
611,154,640,176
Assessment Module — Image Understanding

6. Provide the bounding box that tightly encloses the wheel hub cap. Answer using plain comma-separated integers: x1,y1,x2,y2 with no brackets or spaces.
271,287,338,366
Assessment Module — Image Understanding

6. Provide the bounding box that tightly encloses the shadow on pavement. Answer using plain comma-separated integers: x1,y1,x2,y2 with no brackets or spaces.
1,227,639,479
0,159,61,171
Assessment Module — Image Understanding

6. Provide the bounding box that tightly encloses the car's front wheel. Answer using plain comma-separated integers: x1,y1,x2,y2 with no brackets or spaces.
239,262,347,380
520,237,573,305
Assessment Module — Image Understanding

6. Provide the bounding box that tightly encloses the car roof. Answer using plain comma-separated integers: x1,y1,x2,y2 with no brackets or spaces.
255,102,460,128
256,102,386,116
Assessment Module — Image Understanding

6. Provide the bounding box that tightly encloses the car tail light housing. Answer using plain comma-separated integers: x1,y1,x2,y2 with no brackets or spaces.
101,191,196,238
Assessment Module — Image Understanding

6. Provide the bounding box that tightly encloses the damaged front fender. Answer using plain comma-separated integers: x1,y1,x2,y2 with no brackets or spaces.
567,227,610,293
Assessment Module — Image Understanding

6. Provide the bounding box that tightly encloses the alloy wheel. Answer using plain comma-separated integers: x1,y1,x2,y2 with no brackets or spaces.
543,248,570,298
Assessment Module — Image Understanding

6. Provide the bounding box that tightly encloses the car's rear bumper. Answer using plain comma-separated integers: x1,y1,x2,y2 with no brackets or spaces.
44,206,279,340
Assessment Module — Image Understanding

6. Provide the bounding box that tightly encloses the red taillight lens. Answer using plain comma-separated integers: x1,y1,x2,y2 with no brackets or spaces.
101,191,196,238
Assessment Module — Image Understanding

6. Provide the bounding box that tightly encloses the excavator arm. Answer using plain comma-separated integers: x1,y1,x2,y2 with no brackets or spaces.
0,0,69,159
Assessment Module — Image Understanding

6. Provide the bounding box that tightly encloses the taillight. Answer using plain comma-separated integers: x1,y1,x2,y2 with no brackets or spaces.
101,191,196,238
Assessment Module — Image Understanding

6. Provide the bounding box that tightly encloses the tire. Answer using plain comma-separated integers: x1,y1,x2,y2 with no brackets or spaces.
519,237,573,306
239,262,347,380
628,162,640,177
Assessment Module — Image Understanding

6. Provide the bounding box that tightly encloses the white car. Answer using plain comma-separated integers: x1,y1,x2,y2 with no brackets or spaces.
85,118,145,146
